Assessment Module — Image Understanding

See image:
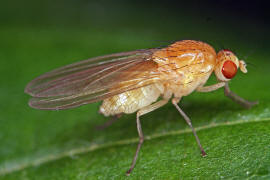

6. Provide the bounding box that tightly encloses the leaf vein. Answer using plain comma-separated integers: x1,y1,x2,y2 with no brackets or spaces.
0,117,269,176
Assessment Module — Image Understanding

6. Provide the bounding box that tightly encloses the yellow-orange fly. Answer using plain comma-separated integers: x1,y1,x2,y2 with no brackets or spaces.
25,40,257,175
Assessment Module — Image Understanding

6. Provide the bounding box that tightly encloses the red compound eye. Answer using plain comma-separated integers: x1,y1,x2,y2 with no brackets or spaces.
222,60,237,79
223,49,232,53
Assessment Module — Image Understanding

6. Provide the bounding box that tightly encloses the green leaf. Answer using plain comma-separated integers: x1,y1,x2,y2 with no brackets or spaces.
1,1,270,179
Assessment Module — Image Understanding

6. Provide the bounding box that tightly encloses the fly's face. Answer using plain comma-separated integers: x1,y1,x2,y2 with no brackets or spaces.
215,49,247,82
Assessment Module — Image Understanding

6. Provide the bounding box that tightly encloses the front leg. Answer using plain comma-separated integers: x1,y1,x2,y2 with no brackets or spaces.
224,82,258,109
197,82,258,109
196,82,226,92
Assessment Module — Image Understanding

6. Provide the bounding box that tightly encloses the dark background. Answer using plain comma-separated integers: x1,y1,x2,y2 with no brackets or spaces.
1,0,269,40
2,0,269,25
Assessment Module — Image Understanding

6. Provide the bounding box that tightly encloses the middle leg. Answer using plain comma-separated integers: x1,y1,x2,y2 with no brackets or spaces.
172,98,206,156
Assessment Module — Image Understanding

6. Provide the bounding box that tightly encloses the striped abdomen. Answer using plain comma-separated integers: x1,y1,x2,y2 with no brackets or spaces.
99,83,164,116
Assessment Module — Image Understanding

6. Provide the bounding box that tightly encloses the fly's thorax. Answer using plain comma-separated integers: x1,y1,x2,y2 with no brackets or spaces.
152,40,216,98
164,69,212,98
152,40,216,66
158,57,214,98
152,40,216,76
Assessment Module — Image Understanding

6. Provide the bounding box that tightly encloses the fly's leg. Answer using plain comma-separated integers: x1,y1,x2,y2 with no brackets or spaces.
197,82,258,109
126,99,168,176
224,82,258,109
172,98,206,156
95,114,122,130
196,82,225,92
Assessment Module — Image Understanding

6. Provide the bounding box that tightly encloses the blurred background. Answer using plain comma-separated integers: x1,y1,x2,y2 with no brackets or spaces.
0,0,270,179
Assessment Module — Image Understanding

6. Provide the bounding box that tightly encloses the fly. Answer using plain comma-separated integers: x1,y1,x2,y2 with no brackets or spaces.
25,40,258,175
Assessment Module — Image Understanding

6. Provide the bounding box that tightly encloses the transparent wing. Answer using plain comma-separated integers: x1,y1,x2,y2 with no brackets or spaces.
25,49,161,110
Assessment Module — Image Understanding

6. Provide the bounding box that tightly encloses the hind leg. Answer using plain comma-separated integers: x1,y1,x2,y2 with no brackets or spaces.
95,114,122,130
126,99,168,175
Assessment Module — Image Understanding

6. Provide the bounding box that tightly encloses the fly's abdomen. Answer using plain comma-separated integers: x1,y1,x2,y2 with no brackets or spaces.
99,84,164,116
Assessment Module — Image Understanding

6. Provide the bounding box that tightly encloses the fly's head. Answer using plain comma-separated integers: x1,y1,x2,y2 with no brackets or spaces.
214,49,247,82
